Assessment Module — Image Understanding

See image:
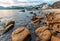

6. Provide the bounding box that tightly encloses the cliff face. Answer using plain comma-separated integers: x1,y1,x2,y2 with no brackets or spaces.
52,1,60,8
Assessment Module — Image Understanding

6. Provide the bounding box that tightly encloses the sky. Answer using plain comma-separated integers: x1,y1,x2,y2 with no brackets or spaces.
0,0,59,7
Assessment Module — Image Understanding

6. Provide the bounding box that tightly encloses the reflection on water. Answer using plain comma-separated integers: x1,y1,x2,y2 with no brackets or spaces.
0,10,17,17
0,10,43,41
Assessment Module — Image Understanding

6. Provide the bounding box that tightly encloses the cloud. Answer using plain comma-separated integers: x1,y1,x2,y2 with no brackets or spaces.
0,0,41,7
42,0,60,4
0,0,59,7
0,0,14,4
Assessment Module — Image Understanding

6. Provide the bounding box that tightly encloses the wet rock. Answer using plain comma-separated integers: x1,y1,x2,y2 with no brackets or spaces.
34,7,38,10
4,21,15,28
20,10,25,12
11,27,31,41
22,10,25,12
39,12,42,14
3,24,14,34
32,19,41,24
31,13,44,22
35,37,40,41
45,13,54,21
31,14,44,24
31,14,38,23
3,21,15,33
0,21,15,35
30,12,33,14
33,13,37,16
35,26,51,41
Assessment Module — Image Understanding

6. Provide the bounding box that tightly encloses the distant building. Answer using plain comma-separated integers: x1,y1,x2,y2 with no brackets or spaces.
52,1,60,8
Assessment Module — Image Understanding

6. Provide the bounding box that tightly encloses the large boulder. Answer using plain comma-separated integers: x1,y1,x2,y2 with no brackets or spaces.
35,26,51,41
35,26,49,34
3,24,14,34
0,21,15,35
54,14,60,22
51,33,60,41
3,21,15,33
40,30,51,41
11,27,31,41
53,24,60,32
4,21,15,28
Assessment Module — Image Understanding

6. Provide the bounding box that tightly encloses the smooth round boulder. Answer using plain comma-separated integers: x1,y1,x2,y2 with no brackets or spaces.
35,26,51,41
51,35,60,41
11,27,31,41
35,26,49,34
39,30,51,41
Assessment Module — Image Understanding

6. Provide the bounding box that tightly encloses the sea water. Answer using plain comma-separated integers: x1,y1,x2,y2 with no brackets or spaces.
0,9,44,41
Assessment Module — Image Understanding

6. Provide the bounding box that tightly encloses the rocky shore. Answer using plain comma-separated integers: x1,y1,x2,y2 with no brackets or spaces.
0,9,60,41
0,1,60,41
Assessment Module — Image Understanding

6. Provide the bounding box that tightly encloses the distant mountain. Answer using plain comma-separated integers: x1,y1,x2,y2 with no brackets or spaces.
0,6,25,9
36,3,51,7
0,3,51,9
52,1,60,8
40,3,47,6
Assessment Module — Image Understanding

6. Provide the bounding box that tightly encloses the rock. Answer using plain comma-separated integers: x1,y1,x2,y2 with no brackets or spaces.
31,16,38,21
56,33,60,38
45,21,53,27
39,12,42,14
35,26,49,34
51,35,60,41
34,7,38,10
44,13,55,27
35,26,51,41
45,13,54,21
53,24,60,32
11,27,31,41
31,13,38,21
40,30,51,41
32,19,41,24
52,1,60,8
0,21,15,35
50,30,57,36
4,21,15,28
54,14,60,22
3,21,15,33
20,10,25,12
19,10,25,12
35,37,40,41
3,24,14,34
30,12,33,14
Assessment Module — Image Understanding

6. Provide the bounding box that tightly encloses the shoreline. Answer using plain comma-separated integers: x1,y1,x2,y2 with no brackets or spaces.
43,9,60,13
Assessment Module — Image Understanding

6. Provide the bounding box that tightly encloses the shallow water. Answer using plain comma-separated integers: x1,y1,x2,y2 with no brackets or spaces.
0,9,44,41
